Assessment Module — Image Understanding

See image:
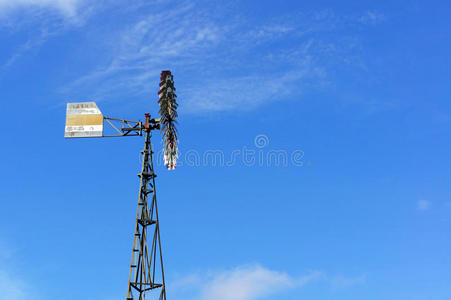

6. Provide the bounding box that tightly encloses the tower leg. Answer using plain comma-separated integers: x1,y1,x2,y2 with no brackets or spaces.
127,129,166,300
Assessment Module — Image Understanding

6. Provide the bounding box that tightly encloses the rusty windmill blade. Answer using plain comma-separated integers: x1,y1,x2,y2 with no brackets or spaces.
158,70,179,170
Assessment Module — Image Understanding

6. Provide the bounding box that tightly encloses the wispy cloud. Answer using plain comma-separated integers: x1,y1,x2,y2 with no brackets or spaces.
0,0,94,70
0,0,84,17
182,66,324,113
0,240,35,300
330,273,366,289
417,199,430,211
2,28,50,69
201,265,320,300
2,1,387,114
66,2,224,98
359,11,386,25
0,269,31,300
65,4,367,112
170,264,322,300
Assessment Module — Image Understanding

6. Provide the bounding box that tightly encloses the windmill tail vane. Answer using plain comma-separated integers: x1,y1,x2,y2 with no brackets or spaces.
158,70,179,170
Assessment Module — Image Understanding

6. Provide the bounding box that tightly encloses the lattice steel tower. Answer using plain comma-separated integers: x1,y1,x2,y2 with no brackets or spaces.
127,116,166,300
64,71,179,300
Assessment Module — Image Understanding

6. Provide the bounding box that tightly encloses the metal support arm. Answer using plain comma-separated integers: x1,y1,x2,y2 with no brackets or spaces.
103,116,160,137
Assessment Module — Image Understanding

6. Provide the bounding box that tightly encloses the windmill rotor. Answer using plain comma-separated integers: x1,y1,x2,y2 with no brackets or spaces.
158,70,179,170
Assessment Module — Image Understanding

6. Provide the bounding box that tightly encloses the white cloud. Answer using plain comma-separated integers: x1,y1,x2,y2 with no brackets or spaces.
0,240,14,261
0,0,82,17
417,200,430,211
201,265,319,300
2,28,50,69
0,0,93,70
359,11,386,25
0,269,30,300
330,274,366,289
64,2,223,100
64,5,337,110
182,67,324,113
53,4,387,114
0,1,389,114
0,240,33,300
171,264,322,300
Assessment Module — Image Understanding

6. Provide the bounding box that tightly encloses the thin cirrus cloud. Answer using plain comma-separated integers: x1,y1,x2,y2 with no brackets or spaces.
0,0,91,71
65,2,223,97
0,0,83,17
182,68,323,113
64,4,383,114
330,273,367,289
0,1,386,114
0,241,30,300
0,269,30,300
170,264,322,300
417,199,431,211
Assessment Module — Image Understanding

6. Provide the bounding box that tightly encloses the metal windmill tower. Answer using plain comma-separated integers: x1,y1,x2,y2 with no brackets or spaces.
65,71,179,300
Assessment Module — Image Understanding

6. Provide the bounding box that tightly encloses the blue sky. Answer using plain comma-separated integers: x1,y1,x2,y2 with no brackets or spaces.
0,1,450,299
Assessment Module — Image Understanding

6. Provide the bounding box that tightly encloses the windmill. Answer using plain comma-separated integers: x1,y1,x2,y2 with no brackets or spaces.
65,71,179,300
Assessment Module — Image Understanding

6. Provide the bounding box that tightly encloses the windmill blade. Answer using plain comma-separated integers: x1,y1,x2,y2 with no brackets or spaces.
158,70,179,170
